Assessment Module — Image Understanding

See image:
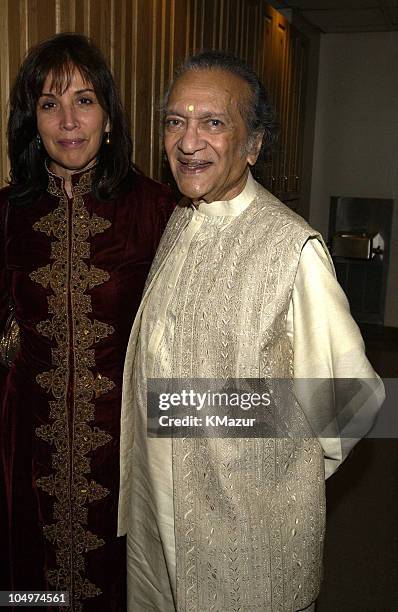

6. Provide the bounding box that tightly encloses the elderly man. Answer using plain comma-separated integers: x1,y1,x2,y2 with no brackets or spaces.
118,52,383,611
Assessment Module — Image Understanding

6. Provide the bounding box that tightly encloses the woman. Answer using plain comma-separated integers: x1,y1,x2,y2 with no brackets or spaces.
0,33,174,611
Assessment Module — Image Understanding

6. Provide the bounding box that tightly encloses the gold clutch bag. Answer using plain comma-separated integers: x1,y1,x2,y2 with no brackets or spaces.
0,305,20,367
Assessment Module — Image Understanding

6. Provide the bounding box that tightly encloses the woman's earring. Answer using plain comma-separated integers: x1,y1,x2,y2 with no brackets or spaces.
105,132,111,145
36,134,42,149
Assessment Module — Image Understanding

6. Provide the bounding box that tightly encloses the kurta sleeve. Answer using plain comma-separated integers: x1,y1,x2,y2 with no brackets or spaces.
287,237,385,479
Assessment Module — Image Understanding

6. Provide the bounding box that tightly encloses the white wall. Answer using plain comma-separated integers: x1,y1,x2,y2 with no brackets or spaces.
310,32,398,327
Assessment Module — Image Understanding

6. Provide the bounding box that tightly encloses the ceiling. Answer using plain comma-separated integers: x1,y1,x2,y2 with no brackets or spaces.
270,0,398,32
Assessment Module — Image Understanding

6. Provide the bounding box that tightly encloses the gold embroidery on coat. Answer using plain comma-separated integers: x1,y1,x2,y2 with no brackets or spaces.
30,170,114,611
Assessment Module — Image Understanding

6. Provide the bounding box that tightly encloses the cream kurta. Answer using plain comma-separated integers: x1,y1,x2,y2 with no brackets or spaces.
121,174,383,611
126,176,259,610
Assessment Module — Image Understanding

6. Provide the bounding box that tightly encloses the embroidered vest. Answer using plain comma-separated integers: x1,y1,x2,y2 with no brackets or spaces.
148,187,326,611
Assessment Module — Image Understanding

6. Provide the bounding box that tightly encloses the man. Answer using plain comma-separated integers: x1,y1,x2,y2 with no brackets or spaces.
118,52,384,611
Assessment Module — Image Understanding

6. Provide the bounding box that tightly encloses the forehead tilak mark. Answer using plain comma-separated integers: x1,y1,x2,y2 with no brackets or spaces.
187,104,194,112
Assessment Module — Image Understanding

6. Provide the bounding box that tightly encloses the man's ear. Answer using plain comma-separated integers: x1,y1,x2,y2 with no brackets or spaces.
247,132,264,166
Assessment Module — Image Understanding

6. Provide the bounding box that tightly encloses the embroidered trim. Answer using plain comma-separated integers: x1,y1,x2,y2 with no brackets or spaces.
30,170,114,611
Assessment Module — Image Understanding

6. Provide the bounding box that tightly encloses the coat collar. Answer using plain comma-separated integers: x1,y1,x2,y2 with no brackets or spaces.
45,160,96,197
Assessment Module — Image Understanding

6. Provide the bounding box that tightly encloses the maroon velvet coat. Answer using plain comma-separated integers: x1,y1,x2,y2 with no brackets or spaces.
0,167,174,611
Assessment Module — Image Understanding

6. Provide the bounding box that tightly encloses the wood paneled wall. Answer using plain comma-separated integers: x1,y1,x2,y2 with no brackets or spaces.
0,0,308,206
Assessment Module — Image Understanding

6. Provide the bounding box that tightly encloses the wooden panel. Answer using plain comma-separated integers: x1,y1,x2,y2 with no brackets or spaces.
172,0,189,74
122,0,134,125
133,0,152,172
259,8,275,191
0,0,309,202
56,0,76,32
36,0,57,43
73,0,86,34
288,32,302,194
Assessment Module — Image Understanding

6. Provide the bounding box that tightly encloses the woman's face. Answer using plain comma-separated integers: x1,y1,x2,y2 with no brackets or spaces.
36,68,110,179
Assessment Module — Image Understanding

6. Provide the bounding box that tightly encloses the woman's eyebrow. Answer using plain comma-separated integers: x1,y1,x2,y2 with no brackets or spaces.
74,88,96,94
38,88,95,97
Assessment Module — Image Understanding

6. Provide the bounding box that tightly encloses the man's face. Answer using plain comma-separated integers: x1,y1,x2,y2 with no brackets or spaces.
164,69,260,204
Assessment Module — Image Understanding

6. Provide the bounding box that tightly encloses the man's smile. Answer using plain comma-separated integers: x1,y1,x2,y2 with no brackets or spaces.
177,159,213,173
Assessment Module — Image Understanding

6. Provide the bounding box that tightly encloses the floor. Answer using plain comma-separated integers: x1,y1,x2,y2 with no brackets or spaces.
317,325,398,612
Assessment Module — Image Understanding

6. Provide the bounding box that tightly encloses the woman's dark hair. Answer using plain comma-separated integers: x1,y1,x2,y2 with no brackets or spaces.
7,32,133,204
165,50,277,157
